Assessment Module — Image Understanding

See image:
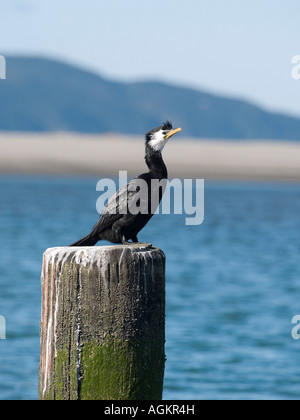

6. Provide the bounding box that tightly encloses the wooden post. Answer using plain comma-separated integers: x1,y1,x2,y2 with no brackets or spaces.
39,244,166,400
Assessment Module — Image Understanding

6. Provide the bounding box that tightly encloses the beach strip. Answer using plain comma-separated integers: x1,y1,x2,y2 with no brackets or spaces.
1,132,300,181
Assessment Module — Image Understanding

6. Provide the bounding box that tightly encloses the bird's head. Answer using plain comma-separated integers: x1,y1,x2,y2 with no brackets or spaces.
146,121,182,153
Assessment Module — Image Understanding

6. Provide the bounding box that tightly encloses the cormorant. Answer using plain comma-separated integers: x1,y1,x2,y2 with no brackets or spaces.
70,121,182,246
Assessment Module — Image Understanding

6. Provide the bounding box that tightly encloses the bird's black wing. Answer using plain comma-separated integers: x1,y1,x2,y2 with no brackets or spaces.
90,178,144,235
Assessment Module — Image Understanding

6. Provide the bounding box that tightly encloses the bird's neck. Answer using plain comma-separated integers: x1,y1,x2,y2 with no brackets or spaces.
145,145,168,179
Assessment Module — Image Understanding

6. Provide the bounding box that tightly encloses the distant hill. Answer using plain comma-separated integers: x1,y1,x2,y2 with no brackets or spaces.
1,56,300,140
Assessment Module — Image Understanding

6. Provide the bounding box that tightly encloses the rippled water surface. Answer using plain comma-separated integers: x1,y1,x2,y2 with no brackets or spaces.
0,176,300,400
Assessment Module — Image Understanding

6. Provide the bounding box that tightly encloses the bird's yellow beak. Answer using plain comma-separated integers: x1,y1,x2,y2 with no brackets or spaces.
165,127,182,140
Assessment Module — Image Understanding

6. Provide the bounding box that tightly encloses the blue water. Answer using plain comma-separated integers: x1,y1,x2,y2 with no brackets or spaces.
0,175,300,400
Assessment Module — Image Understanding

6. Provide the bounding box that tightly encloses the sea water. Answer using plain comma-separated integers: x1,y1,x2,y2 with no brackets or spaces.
0,175,300,400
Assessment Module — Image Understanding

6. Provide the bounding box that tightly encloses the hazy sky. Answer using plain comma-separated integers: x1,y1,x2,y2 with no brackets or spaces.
1,0,300,116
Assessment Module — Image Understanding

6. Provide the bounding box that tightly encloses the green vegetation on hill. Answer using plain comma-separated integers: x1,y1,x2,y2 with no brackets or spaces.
1,56,300,140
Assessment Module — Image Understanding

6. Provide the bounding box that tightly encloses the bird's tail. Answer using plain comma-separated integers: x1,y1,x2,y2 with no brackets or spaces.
69,234,99,247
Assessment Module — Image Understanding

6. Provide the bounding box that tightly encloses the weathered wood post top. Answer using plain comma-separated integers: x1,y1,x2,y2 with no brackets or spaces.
39,243,166,400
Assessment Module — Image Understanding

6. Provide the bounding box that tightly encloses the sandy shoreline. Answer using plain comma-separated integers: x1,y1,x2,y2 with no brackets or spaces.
1,132,300,181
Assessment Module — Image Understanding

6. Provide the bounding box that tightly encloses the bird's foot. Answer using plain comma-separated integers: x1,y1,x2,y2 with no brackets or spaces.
121,236,139,245
121,236,132,245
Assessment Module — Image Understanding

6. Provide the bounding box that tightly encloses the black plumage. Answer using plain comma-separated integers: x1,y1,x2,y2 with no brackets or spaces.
70,121,181,246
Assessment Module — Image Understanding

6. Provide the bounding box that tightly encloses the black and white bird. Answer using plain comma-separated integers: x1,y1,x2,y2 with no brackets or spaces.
70,121,182,246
